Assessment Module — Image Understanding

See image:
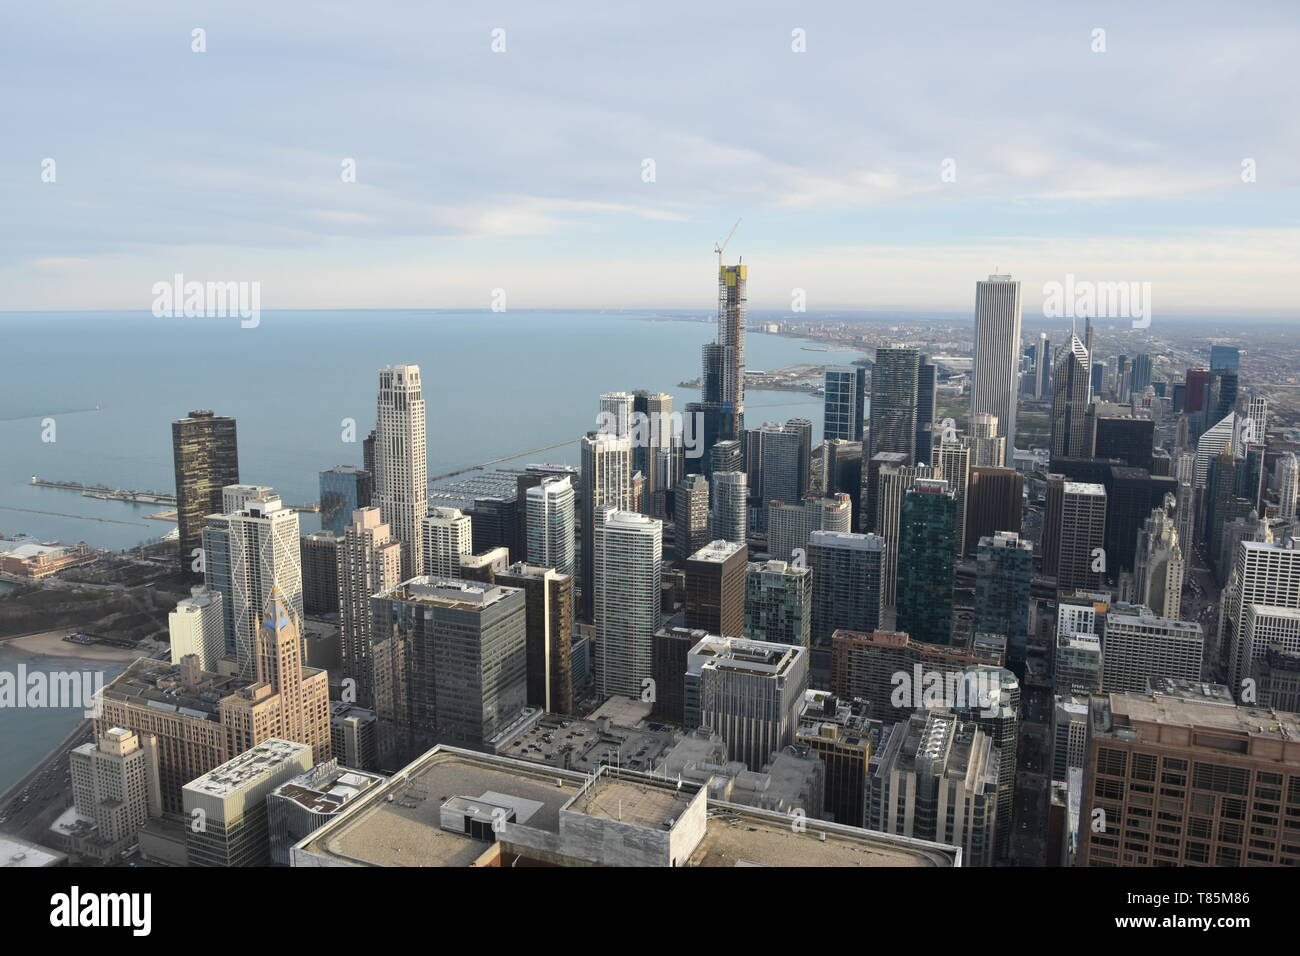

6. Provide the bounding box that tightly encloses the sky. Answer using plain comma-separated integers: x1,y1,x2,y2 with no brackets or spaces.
2,0,1297,315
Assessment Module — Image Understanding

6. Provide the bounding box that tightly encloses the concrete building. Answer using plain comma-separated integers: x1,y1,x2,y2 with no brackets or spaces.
266,758,384,865
370,577,528,760
971,275,1022,466
1132,508,1184,620
338,507,402,708
580,432,634,619
674,474,711,567
374,365,428,579
684,539,747,638
758,420,813,522
1054,632,1103,695
330,702,379,771
868,710,1001,866
592,508,663,701
65,728,162,860
1079,682,1300,866
807,531,886,647
1056,482,1107,592
300,531,340,616
183,739,314,867
1101,608,1203,694
709,470,748,545
168,586,225,671
292,746,960,867
524,475,576,577
767,493,852,563
1051,695,1090,784
829,628,1003,718
686,635,809,772
421,506,472,579
1224,538,1300,692
796,690,875,826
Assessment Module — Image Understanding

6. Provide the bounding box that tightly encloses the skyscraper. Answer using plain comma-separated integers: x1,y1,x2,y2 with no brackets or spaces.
525,475,576,577
971,275,1023,466
684,539,747,638
895,480,957,645
716,263,747,441
868,347,920,460
1223,538,1300,691
876,461,935,606
1056,482,1107,591
579,432,634,620
204,494,303,679
338,507,401,708
1050,326,1092,460
745,559,812,647
68,727,161,861
420,506,472,579
633,390,675,517
930,436,971,555
807,530,886,646
688,635,809,772
497,563,575,716
592,508,663,699
1133,508,1184,620
674,474,711,566
1277,453,1299,521
973,531,1034,671
759,419,812,519
371,577,528,757
767,493,852,563
172,410,239,576
318,465,373,536
374,365,428,579
964,466,1023,558
824,365,867,442
598,391,634,438
709,470,748,545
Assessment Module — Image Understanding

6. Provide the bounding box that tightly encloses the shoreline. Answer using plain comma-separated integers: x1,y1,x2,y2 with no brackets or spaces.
1,629,145,663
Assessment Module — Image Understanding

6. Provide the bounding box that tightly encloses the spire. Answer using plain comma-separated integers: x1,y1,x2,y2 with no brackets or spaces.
261,587,294,633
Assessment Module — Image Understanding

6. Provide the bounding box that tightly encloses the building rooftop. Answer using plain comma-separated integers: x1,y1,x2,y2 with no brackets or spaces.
687,539,746,563
184,739,312,799
294,746,959,868
376,577,520,611
100,657,253,722
1097,689,1300,745
689,634,806,677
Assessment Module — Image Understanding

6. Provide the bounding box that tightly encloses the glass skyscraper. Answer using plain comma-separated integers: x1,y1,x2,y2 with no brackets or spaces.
319,465,373,535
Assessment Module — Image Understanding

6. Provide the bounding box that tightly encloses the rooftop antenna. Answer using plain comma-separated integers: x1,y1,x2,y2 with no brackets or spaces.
714,218,742,269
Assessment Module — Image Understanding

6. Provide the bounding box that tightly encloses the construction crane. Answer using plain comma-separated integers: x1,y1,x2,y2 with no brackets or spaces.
714,217,742,268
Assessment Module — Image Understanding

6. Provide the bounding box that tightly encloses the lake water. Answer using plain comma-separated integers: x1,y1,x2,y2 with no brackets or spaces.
0,309,842,550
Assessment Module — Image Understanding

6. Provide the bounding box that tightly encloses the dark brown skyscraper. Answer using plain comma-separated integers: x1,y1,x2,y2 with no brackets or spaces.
964,467,1024,557
496,563,574,716
172,410,239,576
684,539,747,637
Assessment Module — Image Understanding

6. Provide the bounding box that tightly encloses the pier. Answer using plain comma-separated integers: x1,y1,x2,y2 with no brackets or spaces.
30,477,177,506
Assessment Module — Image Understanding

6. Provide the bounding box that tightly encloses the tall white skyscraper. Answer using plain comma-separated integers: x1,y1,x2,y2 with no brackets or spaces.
374,365,428,579
1276,454,1299,521
931,436,971,556
579,432,634,621
593,507,662,699
207,494,302,679
421,506,472,578
339,507,402,708
598,391,634,438
971,275,1022,467
168,586,225,671
526,475,576,576
1225,538,1300,691
710,470,748,545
